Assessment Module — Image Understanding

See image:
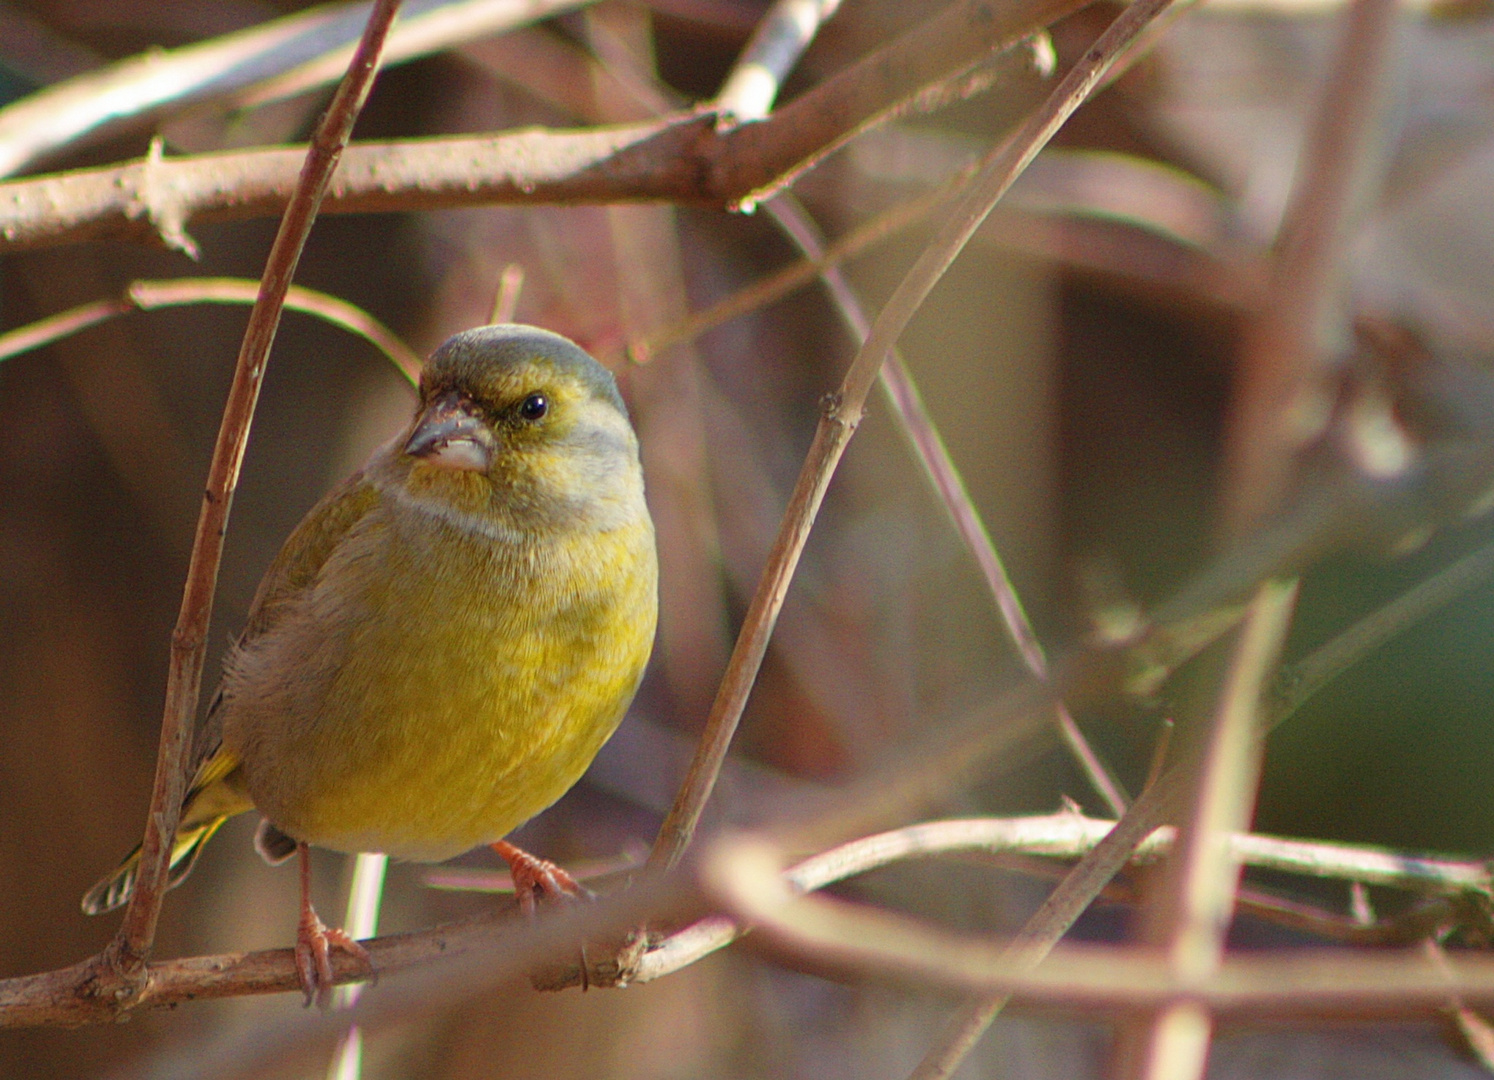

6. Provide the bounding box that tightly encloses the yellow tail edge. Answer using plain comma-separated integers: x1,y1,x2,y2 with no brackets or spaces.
80,816,229,916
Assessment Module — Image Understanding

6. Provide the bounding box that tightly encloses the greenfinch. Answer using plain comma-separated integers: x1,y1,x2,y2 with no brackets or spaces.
83,324,658,1004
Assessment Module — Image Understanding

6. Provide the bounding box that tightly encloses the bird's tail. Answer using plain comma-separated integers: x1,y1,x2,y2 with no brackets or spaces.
81,749,251,915
80,815,230,915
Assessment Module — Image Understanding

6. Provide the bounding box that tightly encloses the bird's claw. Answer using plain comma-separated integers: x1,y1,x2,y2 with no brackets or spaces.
493,840,592,916
295,910,373,1009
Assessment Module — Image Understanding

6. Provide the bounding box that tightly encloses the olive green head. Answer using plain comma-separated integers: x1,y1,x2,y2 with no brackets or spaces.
396,325,644,532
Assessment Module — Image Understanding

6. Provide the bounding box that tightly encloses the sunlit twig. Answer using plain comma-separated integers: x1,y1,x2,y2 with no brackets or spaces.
108,0,405,1001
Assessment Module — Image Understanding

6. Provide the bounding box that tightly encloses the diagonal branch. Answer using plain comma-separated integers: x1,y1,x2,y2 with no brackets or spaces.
647,0,1181,874
105,0,405,995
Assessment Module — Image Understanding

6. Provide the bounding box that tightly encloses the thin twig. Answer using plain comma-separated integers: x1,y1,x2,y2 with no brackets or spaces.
763,193,1127,816
0,277,420,381
327,852,389,1080
907,768,1185,1080
110,0,404,986
1220,0,1403,535
628,179,955,362
714,0,844,122
1138,579,1299,1080
647,0,1171,873
489,263,525,324
1268,536,1494,728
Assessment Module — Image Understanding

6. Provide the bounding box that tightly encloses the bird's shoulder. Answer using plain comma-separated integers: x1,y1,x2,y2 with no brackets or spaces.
240,470,383,643
192,472,381,777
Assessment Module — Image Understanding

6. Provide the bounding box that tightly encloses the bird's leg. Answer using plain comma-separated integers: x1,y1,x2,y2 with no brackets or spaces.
491,839,589,915
293,841,373,1008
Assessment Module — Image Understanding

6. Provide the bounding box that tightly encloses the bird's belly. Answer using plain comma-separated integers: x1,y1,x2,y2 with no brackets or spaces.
226,531,654,861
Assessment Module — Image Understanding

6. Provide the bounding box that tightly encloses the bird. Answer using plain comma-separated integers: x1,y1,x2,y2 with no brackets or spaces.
82,324,659,1006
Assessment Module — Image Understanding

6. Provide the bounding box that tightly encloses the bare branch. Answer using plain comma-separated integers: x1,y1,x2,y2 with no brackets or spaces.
639,809,1494,984
0,0,1091,254
646,0,1180,874
714,0,844,121
107,0,405,998
0,0,592,179
763,193,1127,816
1137,580,1299,1080
0,277,419,381
700,831,1494,1017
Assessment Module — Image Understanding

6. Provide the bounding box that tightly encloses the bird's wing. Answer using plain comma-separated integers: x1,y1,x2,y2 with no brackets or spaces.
189,471,383,779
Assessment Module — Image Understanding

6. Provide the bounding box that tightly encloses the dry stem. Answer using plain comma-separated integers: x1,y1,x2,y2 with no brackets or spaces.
0,0,1088,254
104,0,404,1000
0,278,420,380
647,0,1178,874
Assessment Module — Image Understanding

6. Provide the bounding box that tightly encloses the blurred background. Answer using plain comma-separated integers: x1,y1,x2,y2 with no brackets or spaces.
3,0,1494,1076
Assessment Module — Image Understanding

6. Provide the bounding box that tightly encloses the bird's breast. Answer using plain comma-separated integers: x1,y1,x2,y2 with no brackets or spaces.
224,500,658,860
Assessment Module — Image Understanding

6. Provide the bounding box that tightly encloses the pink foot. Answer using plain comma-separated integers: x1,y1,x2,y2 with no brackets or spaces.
491,840,589,915
294,841,373,1008
295,910,372,1008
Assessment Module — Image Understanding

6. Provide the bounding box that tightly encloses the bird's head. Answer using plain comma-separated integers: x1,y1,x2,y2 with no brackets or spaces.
395,325,645,534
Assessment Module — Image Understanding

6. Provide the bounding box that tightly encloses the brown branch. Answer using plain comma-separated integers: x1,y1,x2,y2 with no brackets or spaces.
123,878,695,1080
699,831,1494,1018
0,0,593,179
102,0,404,1002
1136,580,1299,1079
1220,0,1402,535
15,797,1485,1029
646,0,1175,875
0,278,421,381
0,0,1092,254
762,192,1128,816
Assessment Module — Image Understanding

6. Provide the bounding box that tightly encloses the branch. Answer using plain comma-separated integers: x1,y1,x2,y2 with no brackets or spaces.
1135,0,1402,1073
10,804,1487,1028
0,0,592,180
646,0,1178,874
100,0,404,1005
762,192,1127,816
0,0,1091,254
635,810,1494,984
0,278,420,382
714,0,845,122
700,831,1494,1017
1137,580,1299,1078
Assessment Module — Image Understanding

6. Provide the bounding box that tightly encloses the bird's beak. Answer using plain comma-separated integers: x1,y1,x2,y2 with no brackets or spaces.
404,391,495,472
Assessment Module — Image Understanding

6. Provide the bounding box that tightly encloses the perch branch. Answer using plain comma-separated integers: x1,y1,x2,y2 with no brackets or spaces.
106,0,404,998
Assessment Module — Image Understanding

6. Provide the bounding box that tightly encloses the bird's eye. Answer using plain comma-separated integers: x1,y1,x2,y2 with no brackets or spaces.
519,392,548,421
